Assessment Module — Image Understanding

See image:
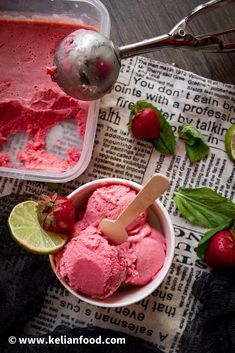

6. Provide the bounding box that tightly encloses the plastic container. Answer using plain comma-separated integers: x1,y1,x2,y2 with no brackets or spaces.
50,177,175,307
0,0,110,182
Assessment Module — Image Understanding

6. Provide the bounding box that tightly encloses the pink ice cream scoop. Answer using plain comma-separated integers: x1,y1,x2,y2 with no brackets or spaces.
55,225,126,299
124,228,166,285
75,184,147,234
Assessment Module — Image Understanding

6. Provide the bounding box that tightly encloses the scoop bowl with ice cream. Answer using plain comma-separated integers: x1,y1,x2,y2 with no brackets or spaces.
50,176,175,307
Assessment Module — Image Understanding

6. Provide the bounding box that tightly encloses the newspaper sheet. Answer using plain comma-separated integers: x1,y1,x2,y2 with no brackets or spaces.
1,56,234,352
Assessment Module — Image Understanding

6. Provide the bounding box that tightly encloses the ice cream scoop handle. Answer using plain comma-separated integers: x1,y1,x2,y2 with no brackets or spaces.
119,0,235,58
116,174,169,228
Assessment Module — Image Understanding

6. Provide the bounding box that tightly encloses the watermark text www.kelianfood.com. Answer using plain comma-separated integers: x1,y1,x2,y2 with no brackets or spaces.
8,335,126,345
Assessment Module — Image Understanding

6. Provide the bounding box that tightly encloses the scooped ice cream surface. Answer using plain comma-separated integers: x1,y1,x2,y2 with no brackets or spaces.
55,226,127,299
0,18,94,171
73,184,148,235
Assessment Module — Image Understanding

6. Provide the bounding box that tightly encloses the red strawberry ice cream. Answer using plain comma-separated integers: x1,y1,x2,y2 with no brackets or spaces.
123,228,166,285
0,18,94,172
56,226,127,299
74,184,148,233
55,184,166,299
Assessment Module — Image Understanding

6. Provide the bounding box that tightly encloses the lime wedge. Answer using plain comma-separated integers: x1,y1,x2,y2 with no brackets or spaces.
225,124,235,162
8,200,67,254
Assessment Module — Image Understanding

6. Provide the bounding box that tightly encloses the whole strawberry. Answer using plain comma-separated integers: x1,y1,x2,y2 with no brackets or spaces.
204,230,235,267
128,100,176,155
37,193,75,234
130,107,161,139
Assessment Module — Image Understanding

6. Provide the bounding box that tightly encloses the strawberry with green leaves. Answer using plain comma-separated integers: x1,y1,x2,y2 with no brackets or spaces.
37,193,75,235
128,100,176,155
204,230,235,267
174,187,235,268
196,221,235,268
130,107,161,139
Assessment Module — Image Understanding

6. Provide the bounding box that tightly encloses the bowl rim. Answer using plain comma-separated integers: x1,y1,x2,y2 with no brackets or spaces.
49,176,175,307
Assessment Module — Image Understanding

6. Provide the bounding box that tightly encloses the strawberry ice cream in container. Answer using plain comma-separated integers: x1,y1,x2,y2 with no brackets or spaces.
0,0,110,182
50,177,175,307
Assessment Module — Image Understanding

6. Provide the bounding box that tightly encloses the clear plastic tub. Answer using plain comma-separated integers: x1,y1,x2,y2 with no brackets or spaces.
0,0,110,182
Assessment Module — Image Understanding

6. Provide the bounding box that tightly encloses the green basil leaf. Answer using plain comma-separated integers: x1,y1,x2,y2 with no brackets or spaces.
196,221,232,260
173,187,235,228
178,123,209,163
152,112,176,155
128,100,176,155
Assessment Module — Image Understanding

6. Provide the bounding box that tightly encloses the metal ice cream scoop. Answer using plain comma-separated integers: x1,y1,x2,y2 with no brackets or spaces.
52,0,235,100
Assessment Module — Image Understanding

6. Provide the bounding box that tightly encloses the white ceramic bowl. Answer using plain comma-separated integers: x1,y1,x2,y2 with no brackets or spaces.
50,177,175,307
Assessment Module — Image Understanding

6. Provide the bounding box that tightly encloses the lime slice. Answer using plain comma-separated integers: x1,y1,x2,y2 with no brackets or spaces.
8,200,67,254
225,124,235,162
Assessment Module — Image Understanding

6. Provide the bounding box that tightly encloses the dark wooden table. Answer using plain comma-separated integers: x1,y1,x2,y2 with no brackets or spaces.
102,0,235,84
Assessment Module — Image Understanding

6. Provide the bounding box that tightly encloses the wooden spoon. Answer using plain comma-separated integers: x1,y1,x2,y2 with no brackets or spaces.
99,174,170,244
